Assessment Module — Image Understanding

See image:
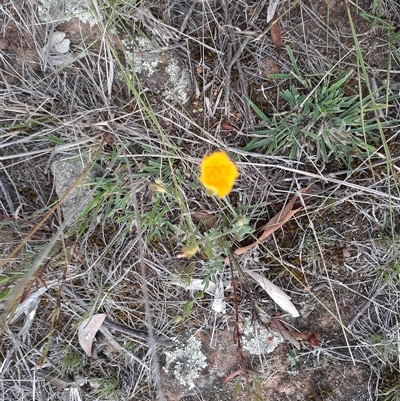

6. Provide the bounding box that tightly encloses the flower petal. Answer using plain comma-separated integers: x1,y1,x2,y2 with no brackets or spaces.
200,151,239,198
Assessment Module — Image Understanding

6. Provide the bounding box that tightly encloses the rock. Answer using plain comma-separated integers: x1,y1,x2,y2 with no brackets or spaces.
122,36,191,104
160,323,284,400
52,157,98,223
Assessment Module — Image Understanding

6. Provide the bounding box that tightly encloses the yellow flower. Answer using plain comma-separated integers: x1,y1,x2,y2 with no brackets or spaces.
200,151,239,198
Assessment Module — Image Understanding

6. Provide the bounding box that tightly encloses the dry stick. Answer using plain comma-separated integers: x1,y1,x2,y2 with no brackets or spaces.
132,7,223,55
221,0,232,117
235,57,254,126
0,177,15,214
123,150,166,401
348,282,388,329
0,135,110,329
223,42,233,117
179,0,196,33
226,37,251,70
224,252,259,388
229,253,244,365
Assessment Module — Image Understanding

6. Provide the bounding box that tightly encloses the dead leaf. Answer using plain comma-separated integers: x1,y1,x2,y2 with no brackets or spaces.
10,287,48,339
243,268,299,317
192,209,216,229
266,0,281,23
36,372,74,389
212,278,226,313
50,31,70,54
43,31,74,68
73,246,84,263
270,11,282,52
221,123,237,131
78,313,107,357
270,313,305,350
231,187,313,258
259,57,279,77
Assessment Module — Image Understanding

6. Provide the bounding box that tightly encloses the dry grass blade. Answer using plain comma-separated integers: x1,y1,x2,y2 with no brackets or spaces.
36,372,75,389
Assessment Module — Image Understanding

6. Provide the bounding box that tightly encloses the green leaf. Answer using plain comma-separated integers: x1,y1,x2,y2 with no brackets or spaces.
183,300,194,317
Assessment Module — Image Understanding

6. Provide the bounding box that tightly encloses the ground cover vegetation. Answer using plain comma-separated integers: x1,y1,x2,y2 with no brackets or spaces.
0,0,400,400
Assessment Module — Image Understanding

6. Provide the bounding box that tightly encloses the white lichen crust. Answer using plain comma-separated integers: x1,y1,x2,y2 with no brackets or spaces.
164,337,207,389
38,0,99,26
122,36,191,104
242,319,284,355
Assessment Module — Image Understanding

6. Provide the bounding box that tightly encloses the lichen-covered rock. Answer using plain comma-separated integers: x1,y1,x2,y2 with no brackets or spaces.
37,0,99,26
160,323,284,401
52,157,98,223
122,36,191,104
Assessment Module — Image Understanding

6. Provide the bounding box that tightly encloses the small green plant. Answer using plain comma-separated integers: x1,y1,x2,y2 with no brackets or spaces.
246,46,393,165
171,152,254,317
60,350,85,376
375,234,400,287
93,377,120,397
380,385,400,401
369,334,400,364
286,348,301,368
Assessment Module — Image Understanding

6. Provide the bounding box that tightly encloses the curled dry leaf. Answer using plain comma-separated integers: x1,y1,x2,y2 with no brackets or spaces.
192,209,216,229
243,268,299,317
9,286,48,339
211,278,226,313
221,123,237,131
270,312,305,350
170,278,217,295
78,313,107,357
36,372,74,389
342,248,351,258
270,11,282,52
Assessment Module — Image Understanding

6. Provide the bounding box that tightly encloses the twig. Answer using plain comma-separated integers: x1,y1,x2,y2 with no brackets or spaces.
0,177,15,214
348,282,388,329
224,252,251,387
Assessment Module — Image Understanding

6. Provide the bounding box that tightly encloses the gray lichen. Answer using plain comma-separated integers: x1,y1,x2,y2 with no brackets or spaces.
122,36,191,104
38,0,99,26
164,337,207,389
242,319,284,355
52,157,98,223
